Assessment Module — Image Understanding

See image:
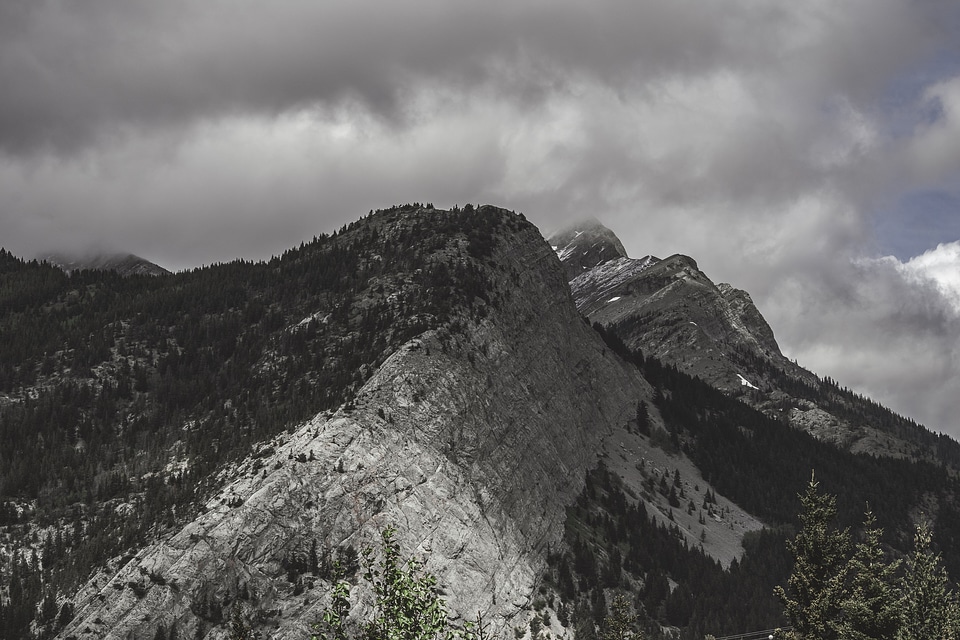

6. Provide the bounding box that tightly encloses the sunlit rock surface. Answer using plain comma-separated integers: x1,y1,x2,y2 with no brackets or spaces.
60,212,645,640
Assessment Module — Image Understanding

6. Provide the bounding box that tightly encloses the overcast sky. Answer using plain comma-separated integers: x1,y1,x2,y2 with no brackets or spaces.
2,0,960,436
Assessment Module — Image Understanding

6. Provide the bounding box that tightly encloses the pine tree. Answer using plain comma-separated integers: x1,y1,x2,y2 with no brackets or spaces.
775,473,851,640
314,527,471,640
899,521,959,640
636,401,650,435
310,539,320,576
600,594,642,640
836,510,900,640
229,602,262,639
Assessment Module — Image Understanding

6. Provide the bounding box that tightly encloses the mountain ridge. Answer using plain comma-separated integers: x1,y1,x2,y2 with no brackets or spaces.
42,252,171,277
550,220,954,463
2,206,960,639
51,206,648,639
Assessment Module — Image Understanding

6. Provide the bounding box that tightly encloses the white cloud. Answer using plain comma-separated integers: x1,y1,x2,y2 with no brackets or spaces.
895,241,960,314
2,0,960,435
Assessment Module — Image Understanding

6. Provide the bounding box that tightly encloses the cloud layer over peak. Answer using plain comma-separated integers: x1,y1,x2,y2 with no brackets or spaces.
2,0,960,434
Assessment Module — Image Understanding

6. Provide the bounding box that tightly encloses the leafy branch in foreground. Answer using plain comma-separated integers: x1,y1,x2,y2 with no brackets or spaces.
313,527,483,640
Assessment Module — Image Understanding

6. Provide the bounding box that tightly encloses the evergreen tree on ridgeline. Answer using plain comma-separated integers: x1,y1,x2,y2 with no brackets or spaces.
837,510,900,640
898,521,960,640
775,473,851,640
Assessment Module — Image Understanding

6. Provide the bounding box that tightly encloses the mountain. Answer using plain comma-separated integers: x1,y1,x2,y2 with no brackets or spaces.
43,252,170,277
1,207,650,639
550,220,955,463
60,206,651,639
3,209,960,639
548,220,628,280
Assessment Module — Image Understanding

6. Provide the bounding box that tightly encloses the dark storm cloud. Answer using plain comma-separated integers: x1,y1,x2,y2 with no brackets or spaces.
3,0,960,434
3,0,955,155
0,0,484,153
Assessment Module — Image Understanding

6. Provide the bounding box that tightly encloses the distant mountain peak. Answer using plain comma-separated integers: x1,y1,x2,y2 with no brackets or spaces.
548,219,630,279
43,252,170,276
555,222,941,460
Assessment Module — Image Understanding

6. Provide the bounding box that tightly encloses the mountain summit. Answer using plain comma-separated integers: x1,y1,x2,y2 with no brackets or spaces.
549,222,953,462
4,205,960,640
549,219,629,279
43,251,170,276
43,206,644,639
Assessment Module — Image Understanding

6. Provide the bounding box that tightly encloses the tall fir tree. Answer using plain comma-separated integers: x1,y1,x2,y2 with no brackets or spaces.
601,594,642,640
898,521,959,640
836,510,901,640
775,473,851,640
635,401,650,435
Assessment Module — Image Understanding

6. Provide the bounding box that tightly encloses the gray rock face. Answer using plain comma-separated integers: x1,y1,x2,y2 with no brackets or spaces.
59,215,644,639
550,219,629,280
551,223,942,461
563,248,797,395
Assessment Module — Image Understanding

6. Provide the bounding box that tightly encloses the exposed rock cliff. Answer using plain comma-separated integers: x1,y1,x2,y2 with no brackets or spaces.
551,221,948,461
59,208,646,639
576,253,792,392
553,222,798,398
549,219,628,280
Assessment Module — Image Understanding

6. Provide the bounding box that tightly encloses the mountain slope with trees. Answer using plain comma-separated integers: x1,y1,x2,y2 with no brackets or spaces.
550,220,960,465
2,208,960,639
2,205,650,639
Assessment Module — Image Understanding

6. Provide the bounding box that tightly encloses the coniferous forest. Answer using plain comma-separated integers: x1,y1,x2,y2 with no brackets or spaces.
574,325,960,638
0,205,519,638
3,206,960,639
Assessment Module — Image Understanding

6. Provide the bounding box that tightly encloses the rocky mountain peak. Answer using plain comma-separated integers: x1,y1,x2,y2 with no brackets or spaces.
43,251,170,276
548,219,629,279
559,219,951,461
53,206,646,639
6,205,960,640
656,253,700,273
569,244,787,379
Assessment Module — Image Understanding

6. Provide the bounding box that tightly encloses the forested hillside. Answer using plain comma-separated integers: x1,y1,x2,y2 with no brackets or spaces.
4,206,960,639
0,204,520,638
562,327,960,638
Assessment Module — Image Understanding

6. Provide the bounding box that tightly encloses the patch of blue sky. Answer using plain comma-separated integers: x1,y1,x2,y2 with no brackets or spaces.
874,189,960,260
876,48,960,140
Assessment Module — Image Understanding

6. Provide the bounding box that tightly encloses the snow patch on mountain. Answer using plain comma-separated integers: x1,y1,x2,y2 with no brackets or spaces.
555,244,578,263
737,373,759,390
292,310,330,331
569,256,658,302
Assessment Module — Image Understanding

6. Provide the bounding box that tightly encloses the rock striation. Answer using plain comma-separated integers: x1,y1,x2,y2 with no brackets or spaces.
552,221,796,395
549,219,629,280
59,209,646,639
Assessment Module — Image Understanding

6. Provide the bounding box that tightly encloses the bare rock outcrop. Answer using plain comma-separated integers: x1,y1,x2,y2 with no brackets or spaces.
549,219,629,280
59,212,646,639
551,220,947,464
